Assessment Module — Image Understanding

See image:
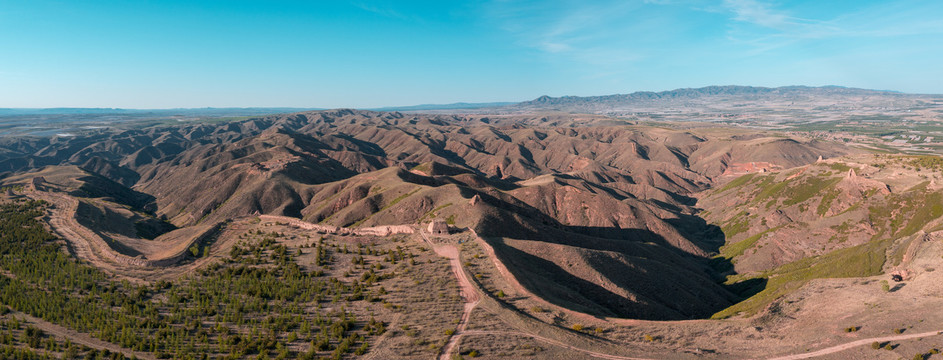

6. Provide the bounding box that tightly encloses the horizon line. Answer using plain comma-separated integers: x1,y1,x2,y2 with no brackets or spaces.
0,84,937,111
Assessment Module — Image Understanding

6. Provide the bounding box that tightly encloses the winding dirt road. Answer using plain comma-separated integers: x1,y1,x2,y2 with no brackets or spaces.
418,230,481,360
767,330,943,360
435,244,480,360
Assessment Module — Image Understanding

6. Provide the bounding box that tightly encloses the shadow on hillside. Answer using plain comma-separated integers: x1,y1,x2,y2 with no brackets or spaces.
665,213,726,254
488,237,683,320
73,174,159,213
722,277,767,302
461,180,771,320
477,214,767,319
484,234,765,320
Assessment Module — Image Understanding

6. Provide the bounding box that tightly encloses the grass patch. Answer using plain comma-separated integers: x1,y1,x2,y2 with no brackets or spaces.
753,176,789,204
721,211,751,239
781,176,842,207
352,187,423,227
828,163,853,172
381,187,421,212
411,162,432,174
717,173,757,194
417,203,453,224
713,238,889,319
909,155,943,172
869,189,943,240
718,226,783,259
889,236,917,267
817,187,841,216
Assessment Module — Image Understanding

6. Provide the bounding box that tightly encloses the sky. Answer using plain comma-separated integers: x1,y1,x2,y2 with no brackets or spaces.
1,0,942,108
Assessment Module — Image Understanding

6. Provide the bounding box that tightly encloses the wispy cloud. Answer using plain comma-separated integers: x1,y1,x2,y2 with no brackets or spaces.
720,0,943,52
483,0,943,85
482,0,653,68
722,0,790,29
350,2,420,23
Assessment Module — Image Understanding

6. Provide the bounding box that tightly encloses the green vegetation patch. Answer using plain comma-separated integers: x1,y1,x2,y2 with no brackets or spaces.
748,172,842,211
781,176,842,207
410,162,432,174
353,187,423,227
721,211,751,239
908,155,943,172
713,238,889,319
716,173,757,194
828,163,852,172
868,188,943,240
381,187,421,213
889,236,918,267
816,187,842,216
417,203,453,224
752,175,788,204
718,226,783,259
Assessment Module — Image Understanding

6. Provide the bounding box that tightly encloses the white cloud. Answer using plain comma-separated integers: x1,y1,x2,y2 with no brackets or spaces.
350,2,420,23
482,0,652,68
722,0,790,29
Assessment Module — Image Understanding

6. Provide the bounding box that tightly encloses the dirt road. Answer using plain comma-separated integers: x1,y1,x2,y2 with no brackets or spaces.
461,330,650,360
423,230,653,360
13,311,155,360
418,230,482,360
435,244,480,360
767,330,943,360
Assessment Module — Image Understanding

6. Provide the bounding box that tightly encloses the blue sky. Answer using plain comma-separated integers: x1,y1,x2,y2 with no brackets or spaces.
1,0,942,108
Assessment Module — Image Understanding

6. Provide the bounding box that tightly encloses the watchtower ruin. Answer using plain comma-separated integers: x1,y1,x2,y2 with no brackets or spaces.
428,219,449,235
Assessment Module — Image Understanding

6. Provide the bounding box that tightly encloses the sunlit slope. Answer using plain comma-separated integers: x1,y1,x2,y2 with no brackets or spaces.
700,154,943,318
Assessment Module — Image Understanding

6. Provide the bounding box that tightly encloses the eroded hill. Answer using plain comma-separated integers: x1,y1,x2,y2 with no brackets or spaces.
700,154,943,318
0,110,858,323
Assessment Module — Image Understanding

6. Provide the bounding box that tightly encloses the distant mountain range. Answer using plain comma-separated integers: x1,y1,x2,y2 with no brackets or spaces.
0,107,321,116
0,85,933,117
507,85,926,112
368,101,516,112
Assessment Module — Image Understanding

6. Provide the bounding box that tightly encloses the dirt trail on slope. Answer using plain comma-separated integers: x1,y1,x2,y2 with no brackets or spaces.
428,230,652,360
435,244,480,360
418,230,481,360
12,311,155,360
462,330,651,360
767,330,943,360
31,192,126,274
